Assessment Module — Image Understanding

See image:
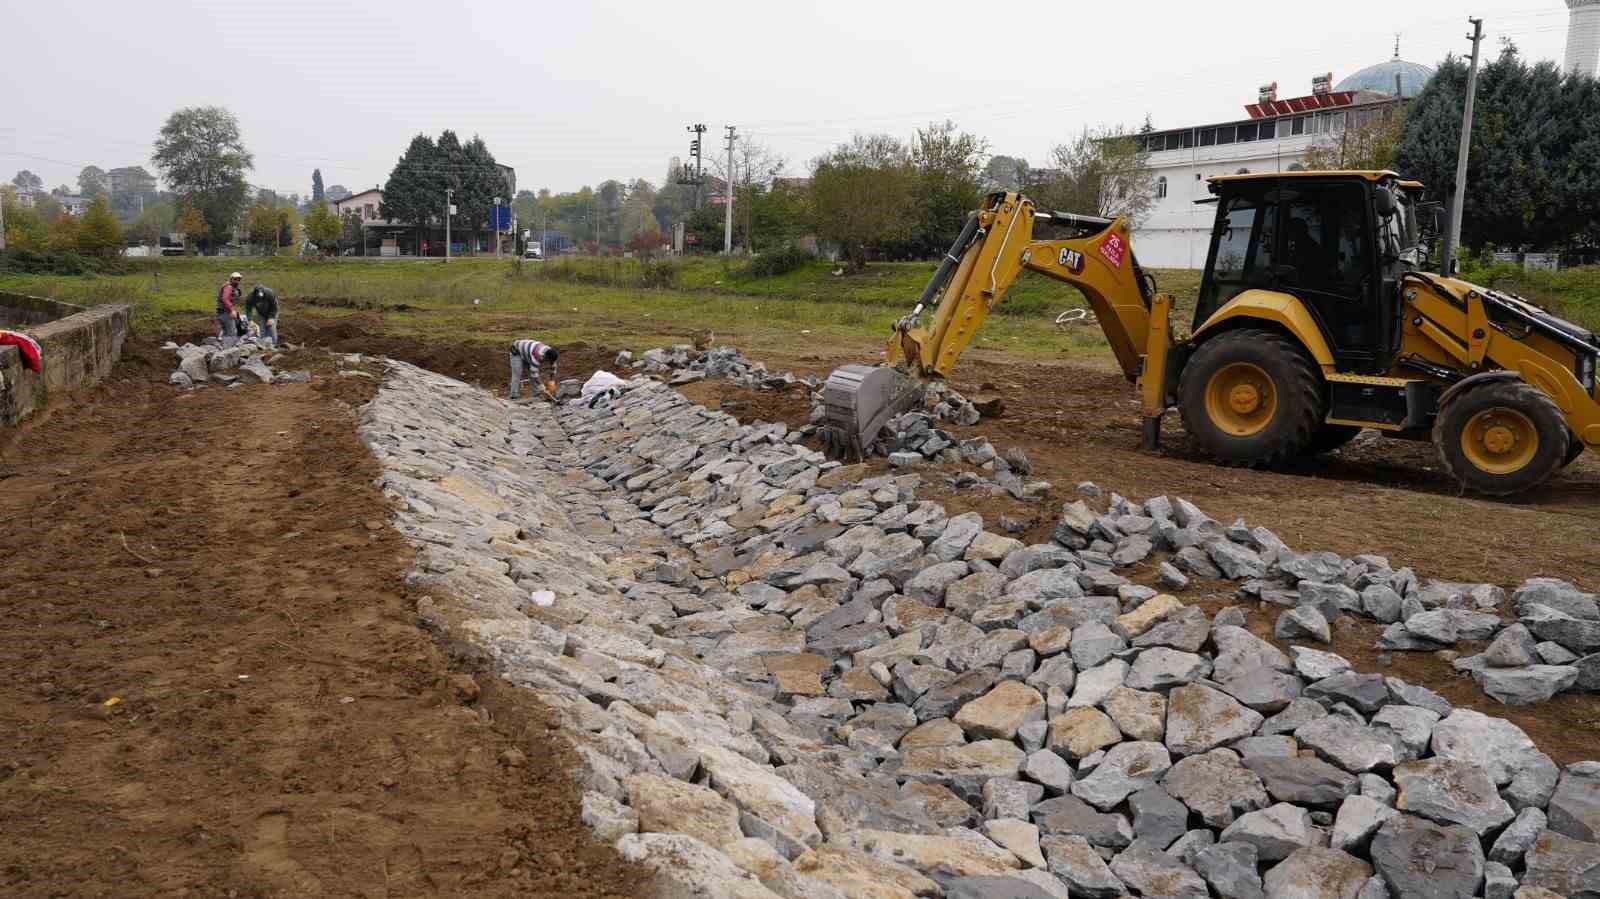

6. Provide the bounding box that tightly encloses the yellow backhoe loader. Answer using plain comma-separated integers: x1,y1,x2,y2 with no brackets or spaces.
819,172,1599,495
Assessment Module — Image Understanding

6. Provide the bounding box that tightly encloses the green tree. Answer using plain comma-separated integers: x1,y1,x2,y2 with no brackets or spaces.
983,155,1029,191
338,210,364,253
47,211,80,251
174,201,208,252
325,184,351,202
304,201,341,248
33,193,63,225
151,105,254,251
78,165,109,198
276,207,297,250
127,199,175,247
12,170,43,193
76,194,124,259
312,168,325,203
2,190,48,250
809,133,918,268
906,120,988,257
245,194,280,248
380,133,443,249
107,166,159,220
1031,125,1156,224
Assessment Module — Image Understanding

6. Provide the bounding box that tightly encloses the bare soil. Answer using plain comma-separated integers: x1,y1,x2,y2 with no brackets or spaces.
0,336,650,898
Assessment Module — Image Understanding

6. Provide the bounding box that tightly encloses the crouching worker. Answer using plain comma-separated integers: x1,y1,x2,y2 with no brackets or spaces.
508,337,559,400
245,284,281,347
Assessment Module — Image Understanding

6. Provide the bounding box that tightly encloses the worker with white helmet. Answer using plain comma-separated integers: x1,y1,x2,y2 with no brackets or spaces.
216,271,245,347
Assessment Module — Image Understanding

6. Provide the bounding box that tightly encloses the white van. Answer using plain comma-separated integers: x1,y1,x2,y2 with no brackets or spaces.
523,244,544,261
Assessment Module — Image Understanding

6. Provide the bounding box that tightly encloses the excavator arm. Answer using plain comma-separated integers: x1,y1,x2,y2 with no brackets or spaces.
820,191,1176,458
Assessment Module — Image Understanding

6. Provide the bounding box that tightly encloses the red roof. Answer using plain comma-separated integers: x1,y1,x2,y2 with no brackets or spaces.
1244,91,1358,119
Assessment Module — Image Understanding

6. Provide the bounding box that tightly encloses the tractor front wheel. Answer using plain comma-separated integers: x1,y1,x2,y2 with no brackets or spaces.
1178,328,1324,467
1434,380,1569,495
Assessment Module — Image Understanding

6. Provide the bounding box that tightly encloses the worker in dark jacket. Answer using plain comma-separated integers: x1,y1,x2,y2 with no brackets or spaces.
244,284,280,347
217,272,244,346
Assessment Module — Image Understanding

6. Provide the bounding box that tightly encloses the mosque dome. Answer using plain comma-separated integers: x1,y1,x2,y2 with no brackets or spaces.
1335,56,1435,98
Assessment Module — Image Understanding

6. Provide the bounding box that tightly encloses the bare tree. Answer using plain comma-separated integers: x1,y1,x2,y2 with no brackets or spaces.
1032,125,1156,225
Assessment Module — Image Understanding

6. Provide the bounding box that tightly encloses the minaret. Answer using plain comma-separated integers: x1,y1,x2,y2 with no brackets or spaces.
1568,0,1600,78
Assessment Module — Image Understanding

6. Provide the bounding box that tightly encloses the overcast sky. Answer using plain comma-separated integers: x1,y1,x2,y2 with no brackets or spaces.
0,0,1575,198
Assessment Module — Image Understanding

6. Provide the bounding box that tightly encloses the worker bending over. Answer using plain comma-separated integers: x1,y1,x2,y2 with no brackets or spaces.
508,338,559,400
217,272,245,346
245,284,281,347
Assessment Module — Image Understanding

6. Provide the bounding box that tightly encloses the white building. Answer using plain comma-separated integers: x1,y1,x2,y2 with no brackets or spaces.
1134,56,1433,269
1569,0,1600,77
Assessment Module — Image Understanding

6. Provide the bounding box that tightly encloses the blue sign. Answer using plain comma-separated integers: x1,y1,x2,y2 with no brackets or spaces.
490,206,512,230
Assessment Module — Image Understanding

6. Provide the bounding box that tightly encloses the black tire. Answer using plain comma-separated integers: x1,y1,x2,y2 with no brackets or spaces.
1305,423,1363,456
1433,380,1570,496
1178,328,1324,467
1564,430,1586,468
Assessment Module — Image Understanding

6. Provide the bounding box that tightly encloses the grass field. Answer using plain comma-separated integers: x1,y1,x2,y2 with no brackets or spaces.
0,256,1202,360
3,254,1594,362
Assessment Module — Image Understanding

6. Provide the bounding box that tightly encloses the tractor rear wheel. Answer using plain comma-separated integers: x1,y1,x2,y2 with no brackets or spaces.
1434,380,1569,495
1305,423,1362,456
1178,328,1324,467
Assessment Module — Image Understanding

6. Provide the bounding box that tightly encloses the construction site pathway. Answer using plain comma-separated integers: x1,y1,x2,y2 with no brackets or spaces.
0,340,651,898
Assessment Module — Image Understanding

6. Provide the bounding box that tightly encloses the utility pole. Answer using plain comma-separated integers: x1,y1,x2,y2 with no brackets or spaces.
723,125,737,255
683,124,707,209
445,188,454,262
493,196,502,258
1441,16,1484,276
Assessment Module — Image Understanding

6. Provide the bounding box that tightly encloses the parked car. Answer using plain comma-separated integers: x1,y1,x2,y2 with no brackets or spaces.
523,244,543,260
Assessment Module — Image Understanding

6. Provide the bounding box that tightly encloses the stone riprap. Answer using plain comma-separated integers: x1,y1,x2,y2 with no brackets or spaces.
361,359,1598,899
163,336,309,388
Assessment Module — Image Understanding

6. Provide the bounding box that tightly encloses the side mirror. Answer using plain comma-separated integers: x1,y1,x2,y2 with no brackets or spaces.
1373,187,1398,219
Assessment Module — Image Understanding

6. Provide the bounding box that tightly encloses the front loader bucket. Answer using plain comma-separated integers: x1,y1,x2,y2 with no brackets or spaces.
819,364,924,461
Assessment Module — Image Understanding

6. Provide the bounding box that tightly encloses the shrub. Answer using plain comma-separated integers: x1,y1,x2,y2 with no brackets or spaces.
0,247,99,275
742,245,814,279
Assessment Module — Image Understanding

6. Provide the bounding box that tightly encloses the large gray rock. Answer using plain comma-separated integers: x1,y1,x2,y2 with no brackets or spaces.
915,667,1002,720
1194,842,1264,899
1521,828,1600,897
1392,758,1515,836
1523,603,1600,653
1475,664,1579,705
1369,705,1440,761
1275,606,1331,644
1067,659,1128,709
1069,621,1126,670
931,512,985,561
1260,698,1329,736
1507,751,1562,812
1303,672,1388,715
1290,647,1352,681
1163,750,1271,828
1483,624,1541,668
1331,795,1398,854
1368,815,1485,899
1032,795,1132,849
1102,687,1166,742
899,739,1026,803
1263,847,1373,899
1207,540,1267,580
1404,609,1501,644
1220,803,1318,862
1514,577,1600,620
1022,748,1075,796
1244,756,1358,809
1110,843,1208,899
1041,834,1126,898
1165,683,1263,756
1361,585,1404,624
1216,665,1304,714
1128,785,1189,849
1125,648,1211,691
1071,741,1172,811
905,560,971,604
1430,709,1539,786
1487,806,1546,865
1294,716,1401,774
1549,762,1600,843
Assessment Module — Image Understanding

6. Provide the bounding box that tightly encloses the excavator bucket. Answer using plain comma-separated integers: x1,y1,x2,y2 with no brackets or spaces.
818,364,925,460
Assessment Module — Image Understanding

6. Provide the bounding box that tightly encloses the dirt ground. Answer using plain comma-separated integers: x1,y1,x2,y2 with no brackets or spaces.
0,337,650,898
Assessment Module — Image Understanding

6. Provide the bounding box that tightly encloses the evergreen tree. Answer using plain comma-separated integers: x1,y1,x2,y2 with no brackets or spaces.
312,168,325,203
380,134,443,248
76,194,124,259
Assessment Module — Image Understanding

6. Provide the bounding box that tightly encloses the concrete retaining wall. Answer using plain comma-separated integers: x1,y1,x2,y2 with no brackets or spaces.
0,291,87,328
1,297,131,425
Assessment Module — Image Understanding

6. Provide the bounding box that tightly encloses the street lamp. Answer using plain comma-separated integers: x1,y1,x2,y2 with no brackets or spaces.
493,196,502,258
